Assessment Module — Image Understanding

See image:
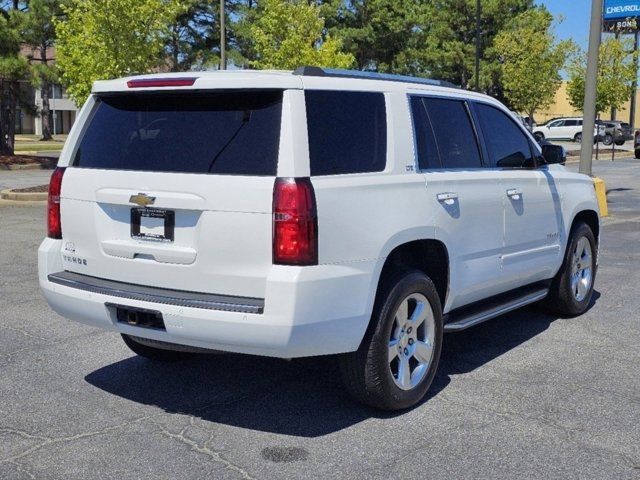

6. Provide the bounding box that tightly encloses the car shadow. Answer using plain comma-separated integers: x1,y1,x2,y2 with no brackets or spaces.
85,291,600,438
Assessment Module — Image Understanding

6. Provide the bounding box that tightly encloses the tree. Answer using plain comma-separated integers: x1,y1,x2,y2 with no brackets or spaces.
249,0,354,70
331,0,430,73
21,0,66,140
494,8,573,126
566,37,639,116
165,0,220,71
423,0,534,95
55,0,182,105
0,4,32,155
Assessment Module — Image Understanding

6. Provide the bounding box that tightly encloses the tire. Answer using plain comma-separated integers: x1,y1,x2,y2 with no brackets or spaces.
121,334,192,361
338,270,443,410
574,132,583,144
615,139,625,146
543,222,597,317
533,132,545,143
602,134,613,146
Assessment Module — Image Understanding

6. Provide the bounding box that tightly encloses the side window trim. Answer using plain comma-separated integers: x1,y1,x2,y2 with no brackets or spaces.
465,101,490,168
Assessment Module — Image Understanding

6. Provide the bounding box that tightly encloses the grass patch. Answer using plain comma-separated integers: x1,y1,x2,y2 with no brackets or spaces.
14,143,64,152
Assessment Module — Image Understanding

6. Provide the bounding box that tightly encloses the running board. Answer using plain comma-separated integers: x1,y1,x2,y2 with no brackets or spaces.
443,287,549,332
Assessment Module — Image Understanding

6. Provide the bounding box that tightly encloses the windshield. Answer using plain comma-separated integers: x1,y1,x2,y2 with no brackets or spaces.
72,91,283,176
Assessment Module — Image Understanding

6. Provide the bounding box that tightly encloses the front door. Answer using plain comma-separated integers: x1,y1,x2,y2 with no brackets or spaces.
473,102,562,290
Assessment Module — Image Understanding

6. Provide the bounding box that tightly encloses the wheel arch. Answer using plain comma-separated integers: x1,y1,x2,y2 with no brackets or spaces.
570,209,600,243
373,238,450,315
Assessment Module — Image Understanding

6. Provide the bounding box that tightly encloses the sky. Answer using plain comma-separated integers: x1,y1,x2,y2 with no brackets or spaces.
538,0,592,50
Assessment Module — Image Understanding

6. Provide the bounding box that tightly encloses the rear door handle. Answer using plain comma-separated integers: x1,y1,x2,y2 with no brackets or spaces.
437,192,458,205
506,188,522,200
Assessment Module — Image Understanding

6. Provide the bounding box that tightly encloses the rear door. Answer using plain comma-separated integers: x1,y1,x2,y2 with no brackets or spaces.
411,96,504,310
59,91,284,299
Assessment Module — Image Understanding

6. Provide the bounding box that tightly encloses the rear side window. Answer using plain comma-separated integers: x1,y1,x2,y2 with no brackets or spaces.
410,96,441,169
73,91,283,175
415,97,482,169
475,103,535,168
305,91,387,176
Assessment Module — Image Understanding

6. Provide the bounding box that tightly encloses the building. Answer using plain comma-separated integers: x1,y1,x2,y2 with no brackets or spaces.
537,82,640,127
15,46,78,135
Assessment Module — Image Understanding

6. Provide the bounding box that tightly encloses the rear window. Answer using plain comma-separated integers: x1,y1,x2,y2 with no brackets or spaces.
305,90,387,176
73,91,283,176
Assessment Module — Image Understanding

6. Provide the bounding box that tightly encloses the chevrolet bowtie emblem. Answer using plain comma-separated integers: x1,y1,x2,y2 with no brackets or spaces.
129,193,156,207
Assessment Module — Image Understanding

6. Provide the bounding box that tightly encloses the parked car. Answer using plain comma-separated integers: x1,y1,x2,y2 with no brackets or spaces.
38,67,601,410
596,120,633,146
532,117,604,143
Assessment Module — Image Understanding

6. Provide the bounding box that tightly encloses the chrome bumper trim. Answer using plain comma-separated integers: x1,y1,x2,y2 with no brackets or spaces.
48,271,264,314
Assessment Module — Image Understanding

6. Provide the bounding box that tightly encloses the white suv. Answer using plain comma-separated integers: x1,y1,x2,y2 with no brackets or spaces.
39,68,600,410
532,117,604,143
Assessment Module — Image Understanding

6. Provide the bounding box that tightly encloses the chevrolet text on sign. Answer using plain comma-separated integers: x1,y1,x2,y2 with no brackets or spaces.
604,0,640,20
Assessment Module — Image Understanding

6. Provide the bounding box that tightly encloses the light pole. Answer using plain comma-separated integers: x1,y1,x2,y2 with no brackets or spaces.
580,0,604,176
475,0,481,91
220,0,226,70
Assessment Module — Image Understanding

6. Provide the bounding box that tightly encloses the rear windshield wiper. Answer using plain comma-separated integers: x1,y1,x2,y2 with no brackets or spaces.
207,110,252,173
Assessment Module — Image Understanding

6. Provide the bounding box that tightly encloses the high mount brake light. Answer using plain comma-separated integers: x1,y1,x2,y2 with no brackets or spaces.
126,78,197,88
47,167,66,239
272,178,318,266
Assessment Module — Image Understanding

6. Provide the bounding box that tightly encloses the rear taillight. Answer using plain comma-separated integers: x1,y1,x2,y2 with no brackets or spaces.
273,177,318,266
47,167,65,239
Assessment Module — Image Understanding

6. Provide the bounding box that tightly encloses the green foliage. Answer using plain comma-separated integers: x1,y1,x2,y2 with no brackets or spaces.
249,0,354,70
494,7,573,121
566,37,639,115
334,0,430,74
166,0,220,71
55,0,183,105
424,0,534,95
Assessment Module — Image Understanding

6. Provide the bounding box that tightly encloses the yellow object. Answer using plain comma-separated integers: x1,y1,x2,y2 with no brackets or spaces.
593,177,609,217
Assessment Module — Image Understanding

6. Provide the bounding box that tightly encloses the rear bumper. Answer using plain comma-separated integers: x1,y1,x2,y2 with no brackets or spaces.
38,238,378,358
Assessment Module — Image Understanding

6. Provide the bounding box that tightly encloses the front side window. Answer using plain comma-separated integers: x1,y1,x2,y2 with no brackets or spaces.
305,90,387,176
475,103,535,168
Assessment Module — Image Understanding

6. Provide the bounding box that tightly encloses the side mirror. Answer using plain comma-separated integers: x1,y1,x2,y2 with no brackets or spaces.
541,144,566,165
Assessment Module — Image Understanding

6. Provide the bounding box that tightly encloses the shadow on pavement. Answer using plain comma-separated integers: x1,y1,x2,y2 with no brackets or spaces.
86,291,600,437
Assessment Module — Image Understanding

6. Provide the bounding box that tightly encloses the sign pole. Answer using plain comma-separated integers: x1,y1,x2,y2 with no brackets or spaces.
630,30,639,133
580,0,604,176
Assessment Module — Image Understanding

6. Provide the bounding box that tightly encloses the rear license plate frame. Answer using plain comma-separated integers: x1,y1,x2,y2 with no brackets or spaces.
131,207,175,242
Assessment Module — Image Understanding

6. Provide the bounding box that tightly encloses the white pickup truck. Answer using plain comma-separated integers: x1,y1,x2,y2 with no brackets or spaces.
39,67,600,410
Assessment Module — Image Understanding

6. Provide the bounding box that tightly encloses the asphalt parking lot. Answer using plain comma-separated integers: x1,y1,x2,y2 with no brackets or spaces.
1,159,639,479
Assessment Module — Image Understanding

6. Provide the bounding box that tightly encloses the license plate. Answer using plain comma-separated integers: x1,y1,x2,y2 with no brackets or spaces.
131,208,175,241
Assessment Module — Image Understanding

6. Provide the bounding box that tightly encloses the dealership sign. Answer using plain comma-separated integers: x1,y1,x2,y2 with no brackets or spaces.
603,0,640,31
604,0,640,19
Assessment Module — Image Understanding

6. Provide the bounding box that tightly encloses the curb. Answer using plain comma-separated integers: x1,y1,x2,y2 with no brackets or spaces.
0,198,45,207
0,188,47,202
0,163,45,171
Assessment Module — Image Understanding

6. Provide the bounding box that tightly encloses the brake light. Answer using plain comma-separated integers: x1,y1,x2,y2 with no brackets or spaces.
47,167,65,239
126,78,197,88
273,178,318,265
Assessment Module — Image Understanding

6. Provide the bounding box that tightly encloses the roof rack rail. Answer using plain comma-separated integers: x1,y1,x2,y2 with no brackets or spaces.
293,66,459,89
